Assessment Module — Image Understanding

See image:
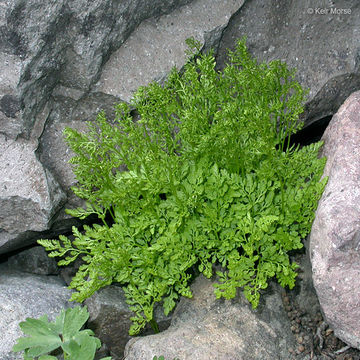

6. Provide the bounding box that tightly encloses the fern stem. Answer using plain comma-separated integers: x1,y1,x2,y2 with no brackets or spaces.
150,318,160,333
280,179,285,216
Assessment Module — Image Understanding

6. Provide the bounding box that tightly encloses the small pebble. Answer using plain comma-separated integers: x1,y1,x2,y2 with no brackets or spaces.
296,317,301,324
297,336,304,344
283,296,290,305
315,313,323,322
297,344,305,353
325,328,333,336
330,337,338,347
288,347,295,354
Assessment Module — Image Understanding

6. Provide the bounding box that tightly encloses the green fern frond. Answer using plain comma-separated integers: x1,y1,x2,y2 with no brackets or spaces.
38,37,326,335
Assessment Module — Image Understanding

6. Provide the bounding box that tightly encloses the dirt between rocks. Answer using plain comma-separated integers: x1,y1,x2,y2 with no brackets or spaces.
281,289,360,360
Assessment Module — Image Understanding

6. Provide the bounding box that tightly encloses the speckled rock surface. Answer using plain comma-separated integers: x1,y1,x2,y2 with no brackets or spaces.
0,267,74,360
95,0,245,102
124,276,297,360
86,285,171,360
7,245,59,275
0,0,194,140
310,91,360,349
0,135,66,255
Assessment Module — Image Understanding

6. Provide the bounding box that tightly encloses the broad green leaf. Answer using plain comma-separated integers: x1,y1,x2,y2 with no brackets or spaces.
53,308,66,333
61,339,81,358
39,356,58,360
62,306,89,341
62,335,98,360
18,316,56,337
12,334,61,352
23,351,33,360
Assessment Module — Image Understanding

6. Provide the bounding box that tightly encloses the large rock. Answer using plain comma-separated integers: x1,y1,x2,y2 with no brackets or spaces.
0,135,66,255
310,91,360,349
0,0,197,254
37,91,120,211
0,267,74,360
0,0,194,140
95,0,245,102
85,285,171,360
124,276,297,360
7,245,59,275
217,0,360,127
86,286,134,360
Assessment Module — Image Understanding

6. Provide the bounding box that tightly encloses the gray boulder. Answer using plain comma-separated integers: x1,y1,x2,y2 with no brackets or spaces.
85,286,135,360
310,91,360,349
86,285,172,360
124,275,297,360
37,92,121,211
217,0,360,127
0,267,74,360
7,245,59,275
0,135,66,255
1,0,194,141
0,0,197,254
95,0,245,102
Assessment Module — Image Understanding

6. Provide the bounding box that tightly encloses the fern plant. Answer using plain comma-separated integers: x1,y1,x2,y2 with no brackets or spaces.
38,37,327,335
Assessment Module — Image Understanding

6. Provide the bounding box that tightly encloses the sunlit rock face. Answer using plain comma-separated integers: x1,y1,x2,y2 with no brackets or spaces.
310,91,360,349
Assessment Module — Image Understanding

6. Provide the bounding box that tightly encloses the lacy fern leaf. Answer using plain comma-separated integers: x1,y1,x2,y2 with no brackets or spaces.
38,37,326,335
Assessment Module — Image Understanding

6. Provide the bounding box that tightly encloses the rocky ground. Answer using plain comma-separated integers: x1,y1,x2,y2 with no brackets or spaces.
282,287,360,360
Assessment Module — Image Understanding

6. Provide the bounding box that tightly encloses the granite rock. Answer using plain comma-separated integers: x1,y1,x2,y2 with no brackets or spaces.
0,135,66,254
0,0,194,140
0,268,74,359
310,91,360,349
7,245,59,275
85,285,171,360
124,276,297,360
95,0,245,102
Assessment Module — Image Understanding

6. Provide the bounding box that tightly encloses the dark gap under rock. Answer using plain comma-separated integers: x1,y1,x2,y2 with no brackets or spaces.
289,115,332,148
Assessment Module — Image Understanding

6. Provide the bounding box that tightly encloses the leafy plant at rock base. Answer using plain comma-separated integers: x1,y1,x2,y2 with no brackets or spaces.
12,305,111,360
38,37,327,335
